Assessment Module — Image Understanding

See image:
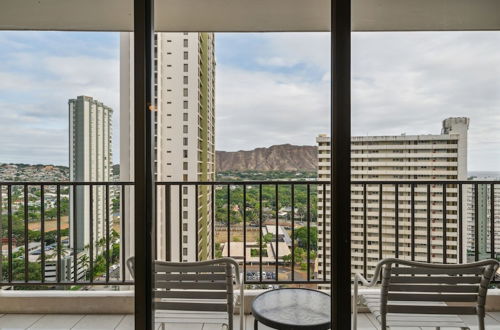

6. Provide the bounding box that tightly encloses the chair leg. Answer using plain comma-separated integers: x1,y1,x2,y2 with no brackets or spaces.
254,318,258,330
479,314,485,330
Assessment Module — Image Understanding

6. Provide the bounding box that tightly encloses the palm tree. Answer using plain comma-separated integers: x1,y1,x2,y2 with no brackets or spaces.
95,238,106,254
58,244,69,257
79,254,90,280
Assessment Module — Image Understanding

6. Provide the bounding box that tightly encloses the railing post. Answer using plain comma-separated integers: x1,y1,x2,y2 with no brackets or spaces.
490,183,495,259
474,183,479,261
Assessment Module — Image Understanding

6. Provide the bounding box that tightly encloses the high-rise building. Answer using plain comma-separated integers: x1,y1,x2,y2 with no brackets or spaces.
316,117,469,285
69,95,113,253
466,182,500,259
120,32,216,262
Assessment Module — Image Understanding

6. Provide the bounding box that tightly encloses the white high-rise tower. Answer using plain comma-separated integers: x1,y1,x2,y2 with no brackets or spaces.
69,95,113,254
120,32,216,262
317,117,469,287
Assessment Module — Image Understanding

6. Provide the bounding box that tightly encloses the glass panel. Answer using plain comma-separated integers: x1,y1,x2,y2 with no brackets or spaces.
352,31,500,278
0,29,133,321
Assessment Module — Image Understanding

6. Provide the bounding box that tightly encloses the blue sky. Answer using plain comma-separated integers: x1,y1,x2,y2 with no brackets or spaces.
0,31,499,171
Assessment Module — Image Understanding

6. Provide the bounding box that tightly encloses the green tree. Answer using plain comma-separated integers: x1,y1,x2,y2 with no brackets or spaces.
262,233,274,243
293,247,306,264
111,230,120,244
45,208,57,220
282,254,292,266
111,198,120,213
294,226,317,250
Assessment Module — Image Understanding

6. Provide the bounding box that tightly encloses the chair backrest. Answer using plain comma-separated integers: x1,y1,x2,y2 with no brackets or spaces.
126,257,240,317
378,258,499,321
153,258,238,315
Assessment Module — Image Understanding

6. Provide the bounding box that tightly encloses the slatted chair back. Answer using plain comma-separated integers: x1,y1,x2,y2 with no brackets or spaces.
126,257,242,330
378,258,499,329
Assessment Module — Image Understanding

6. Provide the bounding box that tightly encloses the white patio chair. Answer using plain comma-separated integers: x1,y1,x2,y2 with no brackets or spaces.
353,258,499,330
127,257,245,330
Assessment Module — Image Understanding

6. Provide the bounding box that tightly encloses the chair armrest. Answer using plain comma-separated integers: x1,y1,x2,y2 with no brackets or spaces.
354,273,372,287
352,272,379,330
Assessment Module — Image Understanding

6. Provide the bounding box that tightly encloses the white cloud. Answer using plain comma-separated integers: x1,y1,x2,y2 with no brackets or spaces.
216,65,330,151
351,32,500,171
1,31,499,171
0,34,120,166
257,33,331,71
216,31,500,171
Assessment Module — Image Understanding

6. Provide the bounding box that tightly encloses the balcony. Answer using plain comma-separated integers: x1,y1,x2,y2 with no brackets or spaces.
0,180,499,329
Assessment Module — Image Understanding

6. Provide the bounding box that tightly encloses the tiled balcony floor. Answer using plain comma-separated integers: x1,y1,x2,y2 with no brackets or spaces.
0,313,499,330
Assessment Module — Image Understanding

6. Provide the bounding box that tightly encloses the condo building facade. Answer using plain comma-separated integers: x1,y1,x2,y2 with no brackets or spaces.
69,95,113,254
466,182,500,259
120,32,215,262
317,117,469,285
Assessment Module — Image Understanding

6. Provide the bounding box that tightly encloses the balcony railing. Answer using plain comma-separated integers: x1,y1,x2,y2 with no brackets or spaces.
0,182,133,288
156,181,327,285
0,180,498,289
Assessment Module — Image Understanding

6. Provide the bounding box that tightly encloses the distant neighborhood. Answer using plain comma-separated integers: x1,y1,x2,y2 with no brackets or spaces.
0,163,120,182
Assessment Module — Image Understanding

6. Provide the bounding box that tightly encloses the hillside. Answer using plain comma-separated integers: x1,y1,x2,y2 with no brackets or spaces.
216,144,317,172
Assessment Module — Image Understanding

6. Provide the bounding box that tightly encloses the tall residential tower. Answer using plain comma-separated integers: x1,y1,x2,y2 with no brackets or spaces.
317,117,469,285
69,95,113,253
120,33,216,262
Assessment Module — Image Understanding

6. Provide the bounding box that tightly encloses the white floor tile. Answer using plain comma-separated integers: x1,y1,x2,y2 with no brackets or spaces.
489,312,500,323
115,315,134,330
0,314,44,330
29,314,84,329
158,323,203,330
355,313,378,330
459,314,500,329
0,312,499,330
201,324,225,330
71,315,125,330
245,315,284,330
365,314,381,330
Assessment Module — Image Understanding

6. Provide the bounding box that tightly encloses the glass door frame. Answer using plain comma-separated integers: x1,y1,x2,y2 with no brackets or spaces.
132,0,352,329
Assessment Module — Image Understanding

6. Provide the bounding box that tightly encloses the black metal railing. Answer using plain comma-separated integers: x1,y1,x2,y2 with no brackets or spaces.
157,180,499,285
350,180,499,283
156,181,327,285
0,179,497,288
0,182,134,288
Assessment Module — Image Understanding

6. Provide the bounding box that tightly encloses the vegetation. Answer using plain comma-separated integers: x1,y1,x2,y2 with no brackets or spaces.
293,226,318,250
215,184,318,225
0,229,122,290
217,170,316,181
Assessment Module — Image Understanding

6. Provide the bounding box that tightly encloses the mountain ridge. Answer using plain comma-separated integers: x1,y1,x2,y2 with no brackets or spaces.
216,144,318,172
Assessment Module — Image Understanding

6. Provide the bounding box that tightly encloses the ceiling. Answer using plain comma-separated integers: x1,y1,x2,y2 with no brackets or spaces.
0,0,499,32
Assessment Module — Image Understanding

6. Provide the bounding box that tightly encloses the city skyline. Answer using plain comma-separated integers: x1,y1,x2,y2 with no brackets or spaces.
0,31,499,170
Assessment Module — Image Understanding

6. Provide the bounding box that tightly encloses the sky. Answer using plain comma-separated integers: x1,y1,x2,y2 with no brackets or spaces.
0,31,499,171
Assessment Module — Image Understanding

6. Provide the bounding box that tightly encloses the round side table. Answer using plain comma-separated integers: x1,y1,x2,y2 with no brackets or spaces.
251,288,331,330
